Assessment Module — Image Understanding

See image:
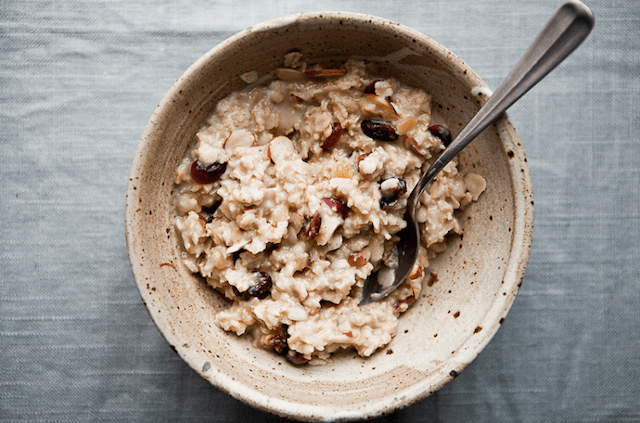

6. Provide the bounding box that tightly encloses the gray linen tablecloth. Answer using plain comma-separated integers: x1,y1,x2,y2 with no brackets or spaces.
2,0,639,421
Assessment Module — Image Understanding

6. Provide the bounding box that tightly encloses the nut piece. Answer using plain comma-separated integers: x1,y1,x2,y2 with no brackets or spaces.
304,69,347,78
268,136,296,163
402,136,422,155
334,161,352,179
321,122,345,150
301,213,322,240
358,93,398,120
322,196,350,219
361,119,398,142
224,129,255,151
240,70,258,84
286,350,310,365
347,253,367,268
464,173,487,201
275,67,307,81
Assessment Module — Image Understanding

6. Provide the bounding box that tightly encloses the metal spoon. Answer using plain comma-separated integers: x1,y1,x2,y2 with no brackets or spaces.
360,0,595,305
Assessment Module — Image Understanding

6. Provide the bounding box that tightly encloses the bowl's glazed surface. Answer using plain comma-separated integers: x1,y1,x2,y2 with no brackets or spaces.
125,12,533,421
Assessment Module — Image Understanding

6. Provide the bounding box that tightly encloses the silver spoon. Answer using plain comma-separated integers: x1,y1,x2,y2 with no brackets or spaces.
360,0,595,305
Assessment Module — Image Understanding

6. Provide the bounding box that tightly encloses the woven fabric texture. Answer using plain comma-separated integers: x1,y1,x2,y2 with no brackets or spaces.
1,1,638,421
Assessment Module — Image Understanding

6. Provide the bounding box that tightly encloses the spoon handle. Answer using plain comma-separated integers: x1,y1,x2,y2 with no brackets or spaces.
409,0,595,207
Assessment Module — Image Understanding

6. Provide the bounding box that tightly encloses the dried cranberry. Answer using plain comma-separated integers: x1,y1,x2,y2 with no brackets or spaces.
301,213,321,240
235,271,273,300
190,160,227,185
428,124,452,147
322,196,350,219
321,122,344,150
361,119,398,142
380,177,407,208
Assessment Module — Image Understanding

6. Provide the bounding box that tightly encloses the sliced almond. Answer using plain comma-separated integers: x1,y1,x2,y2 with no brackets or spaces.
464,173,487,201
358,93,398,120
304,69,347,78
267,135,296,163
224,129,255,151
402,136,422,155
275,67,307,81
240,70,258,84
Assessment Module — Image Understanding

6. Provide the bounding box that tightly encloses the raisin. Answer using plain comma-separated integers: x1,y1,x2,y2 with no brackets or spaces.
234,271,273,300
265,326,289,354
301,213,321,240
321,122,344,150
322,196,350,219
380,177,407,208
190,160,227,185
199,199,222,223
361,119,398,142
428,124,452,147
286,350,310,365
364,79,382,94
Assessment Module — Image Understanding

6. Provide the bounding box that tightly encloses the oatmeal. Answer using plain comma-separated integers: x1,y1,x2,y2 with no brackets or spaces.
174,53,486,365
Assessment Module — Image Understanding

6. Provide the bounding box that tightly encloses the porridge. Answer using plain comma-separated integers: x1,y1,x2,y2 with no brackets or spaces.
174,53,486,365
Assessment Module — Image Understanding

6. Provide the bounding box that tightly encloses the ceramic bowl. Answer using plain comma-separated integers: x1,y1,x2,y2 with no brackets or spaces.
125,11,533,421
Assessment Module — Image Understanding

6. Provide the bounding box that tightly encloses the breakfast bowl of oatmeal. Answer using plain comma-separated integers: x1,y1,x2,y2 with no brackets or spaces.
125,11,533,421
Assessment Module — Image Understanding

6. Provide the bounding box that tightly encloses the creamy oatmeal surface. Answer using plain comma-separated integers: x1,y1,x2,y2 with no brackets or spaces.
174,53,486,365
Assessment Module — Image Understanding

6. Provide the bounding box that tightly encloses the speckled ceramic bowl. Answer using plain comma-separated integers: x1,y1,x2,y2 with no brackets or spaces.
125,11,533,422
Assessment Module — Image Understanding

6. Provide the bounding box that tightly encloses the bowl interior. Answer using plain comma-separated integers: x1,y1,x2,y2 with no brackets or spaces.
125,12,533,421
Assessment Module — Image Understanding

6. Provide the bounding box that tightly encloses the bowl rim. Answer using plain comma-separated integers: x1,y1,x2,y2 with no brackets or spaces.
125,10,534,421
